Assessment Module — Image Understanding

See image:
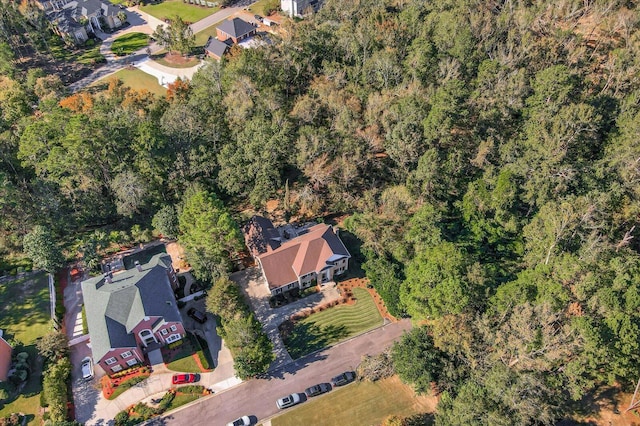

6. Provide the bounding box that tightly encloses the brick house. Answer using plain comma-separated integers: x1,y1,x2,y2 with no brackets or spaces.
0,335,12,382
204,36,231,60
81,253,185,376
216,17,257,44
244,216,351,296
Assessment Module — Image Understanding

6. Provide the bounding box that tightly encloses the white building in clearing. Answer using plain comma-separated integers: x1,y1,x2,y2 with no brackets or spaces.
281,0,319,17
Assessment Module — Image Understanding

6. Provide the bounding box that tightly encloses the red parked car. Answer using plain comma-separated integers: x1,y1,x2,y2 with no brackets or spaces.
172,373,199,384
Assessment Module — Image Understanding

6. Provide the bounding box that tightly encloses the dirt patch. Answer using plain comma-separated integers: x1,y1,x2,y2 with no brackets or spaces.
162,52,195,65
563,385,640,426
165,241,190,272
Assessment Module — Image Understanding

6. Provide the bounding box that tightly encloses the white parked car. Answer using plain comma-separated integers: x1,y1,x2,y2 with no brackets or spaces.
227,415,251,426
81,356,94,380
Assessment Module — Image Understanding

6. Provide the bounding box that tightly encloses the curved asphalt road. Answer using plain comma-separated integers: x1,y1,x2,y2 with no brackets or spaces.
154,319,412,426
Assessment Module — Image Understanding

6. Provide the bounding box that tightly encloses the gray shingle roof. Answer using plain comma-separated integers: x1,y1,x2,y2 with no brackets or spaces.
50,9,84,32
82,253,181,362
217,17,255,39
204,36,230,58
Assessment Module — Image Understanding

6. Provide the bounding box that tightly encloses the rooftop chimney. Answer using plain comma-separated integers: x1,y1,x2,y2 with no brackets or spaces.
104,273,112,284
135,261,142,272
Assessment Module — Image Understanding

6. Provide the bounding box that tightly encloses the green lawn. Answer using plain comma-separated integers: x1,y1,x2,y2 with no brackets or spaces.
282,288,383,359
165,334,210,372
246,0,279,16
0,273,51,345
140,0,218,23
194,25,218,47
166,354,201,372
272,376,435,426
92,68,167,96
111,32,149,55
0,273,52,425
166,393,200,411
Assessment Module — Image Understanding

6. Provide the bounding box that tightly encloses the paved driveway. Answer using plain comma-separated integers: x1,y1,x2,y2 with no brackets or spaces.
230,268,342,370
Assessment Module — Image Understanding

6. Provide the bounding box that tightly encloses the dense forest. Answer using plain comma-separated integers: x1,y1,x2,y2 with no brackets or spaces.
2,0,640,422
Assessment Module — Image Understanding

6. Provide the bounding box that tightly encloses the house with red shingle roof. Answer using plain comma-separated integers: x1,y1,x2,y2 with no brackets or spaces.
244,216,351,295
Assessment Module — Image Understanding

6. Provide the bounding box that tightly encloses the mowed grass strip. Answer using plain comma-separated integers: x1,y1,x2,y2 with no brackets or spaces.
111,32,149,55
140,0,217,23
271,376,436,426
282,288,383,359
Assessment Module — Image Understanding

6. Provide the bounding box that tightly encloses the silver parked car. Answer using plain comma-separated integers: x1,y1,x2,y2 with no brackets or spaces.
276,393,301,409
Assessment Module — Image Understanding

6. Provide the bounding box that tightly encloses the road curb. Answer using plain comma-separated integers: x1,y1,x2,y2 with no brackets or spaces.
266,318,410,375
142,378,246,424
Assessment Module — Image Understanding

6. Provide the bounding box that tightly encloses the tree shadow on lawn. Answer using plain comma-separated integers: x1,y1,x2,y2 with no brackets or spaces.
162,340,195,364
280,321,348,360
258,350,328,381
0,274,52,340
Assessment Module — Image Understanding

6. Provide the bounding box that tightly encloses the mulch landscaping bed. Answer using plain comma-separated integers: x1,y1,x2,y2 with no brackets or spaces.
101,367,151,399
163,52,193,65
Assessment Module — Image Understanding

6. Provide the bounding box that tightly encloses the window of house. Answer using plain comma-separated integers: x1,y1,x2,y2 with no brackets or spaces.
126,358,138,367
170,325,177,332
121,351,132,359
166,334,181,344
111,365,122,373
161,329,168,335
105,357,117,365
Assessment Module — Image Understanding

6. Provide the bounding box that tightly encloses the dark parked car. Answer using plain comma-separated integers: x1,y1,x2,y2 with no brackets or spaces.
188,308,207,323
331,371,356,386
305,382,332,397
254,14,263,22
172,373,199,384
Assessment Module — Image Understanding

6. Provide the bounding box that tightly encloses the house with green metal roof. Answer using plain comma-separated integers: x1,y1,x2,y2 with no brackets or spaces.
81,253,185,376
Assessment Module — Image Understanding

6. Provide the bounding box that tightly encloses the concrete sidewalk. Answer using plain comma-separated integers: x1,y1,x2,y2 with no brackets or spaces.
136,57,204,87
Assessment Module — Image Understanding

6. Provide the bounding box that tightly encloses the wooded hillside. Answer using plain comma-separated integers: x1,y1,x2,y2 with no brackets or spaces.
2,0,640,422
